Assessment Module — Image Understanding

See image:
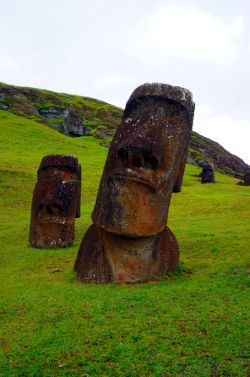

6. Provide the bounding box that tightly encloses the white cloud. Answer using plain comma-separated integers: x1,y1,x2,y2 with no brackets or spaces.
0,56,19,75
194,106,250,164
92,73,136,107
94,73,130,90
124,4,243,64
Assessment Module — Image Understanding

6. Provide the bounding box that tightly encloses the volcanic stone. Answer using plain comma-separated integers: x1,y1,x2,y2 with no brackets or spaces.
30,154,81,248
74,83,195,283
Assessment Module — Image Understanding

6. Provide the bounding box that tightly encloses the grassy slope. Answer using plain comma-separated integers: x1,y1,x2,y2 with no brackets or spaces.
0,82,122,143
1,81,248,176
0,111,249,376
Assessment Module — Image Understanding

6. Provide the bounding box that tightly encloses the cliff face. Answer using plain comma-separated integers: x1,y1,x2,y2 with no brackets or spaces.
0,82,248,178
0,82,122,141
188,132,248,178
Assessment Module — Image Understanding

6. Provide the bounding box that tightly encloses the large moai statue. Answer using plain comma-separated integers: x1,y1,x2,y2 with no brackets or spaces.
201,163,215,184
74,83,195,283
244,170,250,186
30,155,81,248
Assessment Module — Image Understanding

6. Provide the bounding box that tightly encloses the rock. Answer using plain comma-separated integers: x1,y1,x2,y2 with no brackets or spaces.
63,109,87,136
39,107,87,136
0,103,8,110
39,106,66,119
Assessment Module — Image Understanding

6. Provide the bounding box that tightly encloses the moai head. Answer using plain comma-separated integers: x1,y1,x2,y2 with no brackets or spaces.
92,83,195,236
201,163,214,184
30,155,81,248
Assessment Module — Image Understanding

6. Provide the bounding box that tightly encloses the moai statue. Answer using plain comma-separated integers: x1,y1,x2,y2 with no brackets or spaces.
30,155,81,248
201,163,215,184
244,169,250,186
74,83,195,283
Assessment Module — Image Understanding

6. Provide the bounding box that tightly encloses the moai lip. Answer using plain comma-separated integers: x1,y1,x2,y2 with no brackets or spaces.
244,170,250,186
30,155,81,248
201,163,215,184
75,83,195,283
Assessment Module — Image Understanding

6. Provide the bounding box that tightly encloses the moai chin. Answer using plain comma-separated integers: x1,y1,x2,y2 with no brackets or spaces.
74,83,195,283
201,163,215,184
244,169,250,186
30,155,81,248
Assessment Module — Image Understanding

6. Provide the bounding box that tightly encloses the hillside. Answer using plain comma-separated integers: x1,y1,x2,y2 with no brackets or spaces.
0,109,249,376
0,82,248,178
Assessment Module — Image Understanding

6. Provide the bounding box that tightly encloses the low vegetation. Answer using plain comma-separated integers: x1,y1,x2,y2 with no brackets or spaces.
0,109,249,376
1,81,248,177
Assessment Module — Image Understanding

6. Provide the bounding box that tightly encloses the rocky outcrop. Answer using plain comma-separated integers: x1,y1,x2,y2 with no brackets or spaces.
0,82,122,138
38,106,87,136
0,102,8,110
189,131,248,178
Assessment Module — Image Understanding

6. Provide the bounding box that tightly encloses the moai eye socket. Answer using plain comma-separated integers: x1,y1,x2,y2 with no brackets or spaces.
144,152,158,170
117,147,128,161
118,146,158,170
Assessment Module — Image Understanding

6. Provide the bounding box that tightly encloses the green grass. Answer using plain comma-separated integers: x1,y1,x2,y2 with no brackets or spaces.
0,110,249,376
0,99,10,107
38,104,66,110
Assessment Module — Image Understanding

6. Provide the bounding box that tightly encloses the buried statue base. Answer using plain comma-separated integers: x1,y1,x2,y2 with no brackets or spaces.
74,225,179,283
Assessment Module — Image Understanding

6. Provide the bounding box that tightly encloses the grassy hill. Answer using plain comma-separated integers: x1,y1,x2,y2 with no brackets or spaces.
0,82,248,177
0,110,249,376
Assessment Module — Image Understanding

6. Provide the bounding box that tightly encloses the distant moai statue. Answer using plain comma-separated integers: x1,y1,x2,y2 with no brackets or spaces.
200,162,215,184
30,155,81,248
74,83,195,283
244,169,250,186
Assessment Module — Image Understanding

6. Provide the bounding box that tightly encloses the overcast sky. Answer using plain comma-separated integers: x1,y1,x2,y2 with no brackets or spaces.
1,0,250,164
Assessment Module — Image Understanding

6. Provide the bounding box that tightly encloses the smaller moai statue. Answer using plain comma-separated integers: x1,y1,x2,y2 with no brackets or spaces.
30,155,81,248
244,170,250,186
201,163,215,184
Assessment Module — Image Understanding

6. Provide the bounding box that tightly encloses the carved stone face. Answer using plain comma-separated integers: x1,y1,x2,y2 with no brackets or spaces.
201,163,214,184
92,84,194,237
30,155,81,248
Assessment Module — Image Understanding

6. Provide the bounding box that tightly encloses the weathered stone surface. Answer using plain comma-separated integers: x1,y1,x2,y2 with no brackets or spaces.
39,107,87,136
200,163,215,184
74,225,179,283
0,103,8,110
30,155,81,248
74,83,195,283
244,170,250,186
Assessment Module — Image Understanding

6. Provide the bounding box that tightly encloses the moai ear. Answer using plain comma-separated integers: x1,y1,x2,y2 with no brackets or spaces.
173,102,195,194
75,164,81,218
173,153,187,193
244,170,250,186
